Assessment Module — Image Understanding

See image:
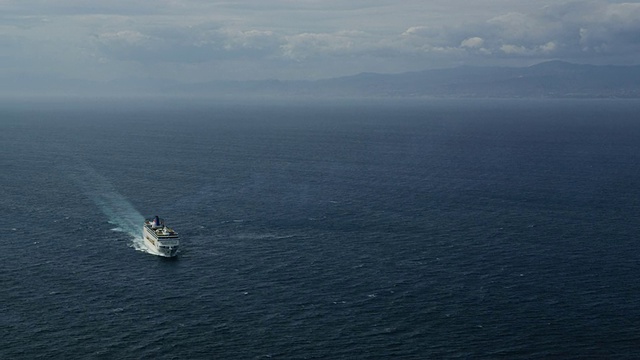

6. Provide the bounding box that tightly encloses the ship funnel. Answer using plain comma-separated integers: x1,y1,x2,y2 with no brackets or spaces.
153,216,161,228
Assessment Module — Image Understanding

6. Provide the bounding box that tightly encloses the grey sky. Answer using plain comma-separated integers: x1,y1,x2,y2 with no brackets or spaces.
1,0,639,82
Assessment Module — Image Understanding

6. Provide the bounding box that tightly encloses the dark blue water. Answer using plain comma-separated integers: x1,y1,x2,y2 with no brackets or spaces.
2,98,640,358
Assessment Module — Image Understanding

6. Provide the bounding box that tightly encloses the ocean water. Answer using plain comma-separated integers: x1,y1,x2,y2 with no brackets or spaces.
2,98,640,358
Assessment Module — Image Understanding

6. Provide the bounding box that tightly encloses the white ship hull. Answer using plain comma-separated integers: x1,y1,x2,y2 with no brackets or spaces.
143,216,179,257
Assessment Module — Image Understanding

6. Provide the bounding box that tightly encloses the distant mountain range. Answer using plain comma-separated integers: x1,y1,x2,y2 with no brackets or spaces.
314,61,640,98
3,61,640,98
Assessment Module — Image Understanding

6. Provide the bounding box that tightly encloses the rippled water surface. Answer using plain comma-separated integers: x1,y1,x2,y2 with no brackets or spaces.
2,99,640,358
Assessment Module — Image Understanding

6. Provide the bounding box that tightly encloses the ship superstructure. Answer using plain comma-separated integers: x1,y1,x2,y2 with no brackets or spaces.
143,216,179,257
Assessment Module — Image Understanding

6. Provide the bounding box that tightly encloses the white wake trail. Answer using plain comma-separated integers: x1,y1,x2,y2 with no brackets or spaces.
69,164,148,252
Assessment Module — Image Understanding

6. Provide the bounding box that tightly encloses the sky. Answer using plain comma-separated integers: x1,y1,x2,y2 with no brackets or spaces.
1,0,639,82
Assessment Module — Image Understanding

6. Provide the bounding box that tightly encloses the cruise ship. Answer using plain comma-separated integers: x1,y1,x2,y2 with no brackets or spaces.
143,216,179,257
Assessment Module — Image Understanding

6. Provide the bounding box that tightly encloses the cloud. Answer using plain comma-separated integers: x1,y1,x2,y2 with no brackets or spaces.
281,31,360,60
219,29,278,51
399,1,640,62
95,24,284,64
90,1,640,77
574,2,640,54
461,37,484,49
0,0,161,16
498,41,556,56
98,30,150,45
1,0,640,82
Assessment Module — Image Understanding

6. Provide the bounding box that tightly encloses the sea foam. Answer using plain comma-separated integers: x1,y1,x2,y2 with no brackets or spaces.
69,164,147,252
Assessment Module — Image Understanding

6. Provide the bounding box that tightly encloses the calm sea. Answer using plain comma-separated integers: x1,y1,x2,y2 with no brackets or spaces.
2,98,640,359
